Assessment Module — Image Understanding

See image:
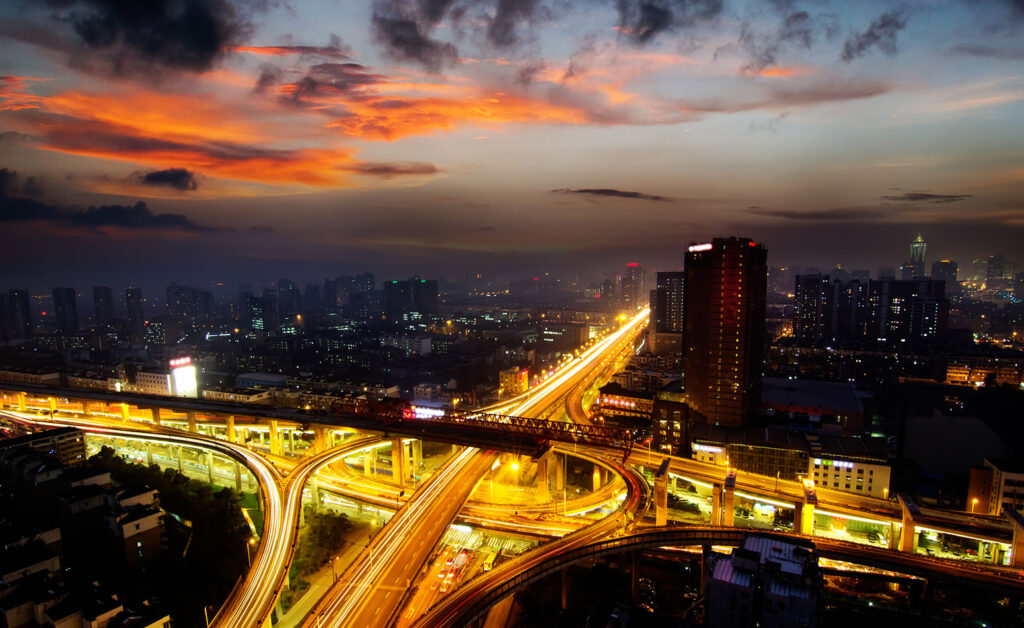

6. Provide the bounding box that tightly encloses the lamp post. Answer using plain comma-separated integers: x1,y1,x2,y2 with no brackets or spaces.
971,497,978,514
245,536,256,567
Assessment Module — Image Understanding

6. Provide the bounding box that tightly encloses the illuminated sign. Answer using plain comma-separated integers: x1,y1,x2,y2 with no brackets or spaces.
687,243,713,252
693,444,723,453
412,406,446,419
171,365,198,398
817,459,854,469
169,357,192,368
627,262,639,267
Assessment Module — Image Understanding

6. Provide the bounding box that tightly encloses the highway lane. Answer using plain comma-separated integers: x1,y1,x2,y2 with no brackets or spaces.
301,309,650,627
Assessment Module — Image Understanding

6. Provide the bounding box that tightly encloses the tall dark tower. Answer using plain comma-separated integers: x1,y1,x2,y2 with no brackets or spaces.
682,237,767,427
8,289,32,339
52,287,78,334
93,286,115,327
125,287,144,344
621,263,646,309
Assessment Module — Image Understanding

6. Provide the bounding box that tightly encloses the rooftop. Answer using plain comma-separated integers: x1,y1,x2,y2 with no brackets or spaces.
762,377,865,413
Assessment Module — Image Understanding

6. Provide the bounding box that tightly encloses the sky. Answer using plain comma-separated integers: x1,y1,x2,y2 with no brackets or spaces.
1,0,1023,292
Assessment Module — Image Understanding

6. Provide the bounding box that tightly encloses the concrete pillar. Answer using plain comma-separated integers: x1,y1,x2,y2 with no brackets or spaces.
186,411,197,433
364,450,373,477
721,487,735,527
654,472,668,527
555,453,565,492
120,403,130,421
176,445,183,473
592,466,601,492
81,400,91,416
898,494,919,554
16,392,27,411
712,485,723,526
48,397,57,414
206,451,215,485
226,416,236,443
412,440,422,470
313,426,328,453
536,454,550,503
151,407,161,426
146,442,154,466
268,420,282,456
391,438,406,488
287,429,295,454
234,461,242,492
561,567,569,611
795,502,815,536
890,522,901,551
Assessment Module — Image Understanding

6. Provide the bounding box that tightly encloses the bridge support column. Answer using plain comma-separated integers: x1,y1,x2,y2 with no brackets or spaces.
412,439,422,471
364,450,374,477
592,466,602,492
711,485,722,526
150,407,161,426
268,420,282,457
555,453,565,493
48,397,57,415
561,567,569,611
225,415,236,443
186,411,197,433
794,502,815,536
721,486,735,527
146,442,153,466
898,494,919,554
205,452,215,485
234,461,242,492
536,454,550,503
81,400,91,416
313,426,328,453
16,392,27,411
654,472,668,527
889,522,900,550
391,438,406,488
120,403,130,421
176,445,183,473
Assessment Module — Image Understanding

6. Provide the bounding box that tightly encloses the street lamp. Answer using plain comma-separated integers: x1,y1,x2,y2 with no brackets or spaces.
245,536,257,567
971,497,978,514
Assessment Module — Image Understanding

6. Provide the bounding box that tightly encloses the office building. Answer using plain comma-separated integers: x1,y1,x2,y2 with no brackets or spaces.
384,276,438,319
1015,272,1024,301
867,278,948,343
166,285,213,338
277,278,299,318
793,274,830,344
649,271,684,355
682,237,767,427
901,234,927,279
706,534,822,628
92,286,115,327
931,260,958,294
124,287,144,345
0,426,86,467
8,289,32,339
969,459,1024,517
620,263,646,309
51,287,78,334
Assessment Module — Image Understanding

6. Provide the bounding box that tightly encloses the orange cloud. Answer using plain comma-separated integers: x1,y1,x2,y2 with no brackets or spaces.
747,66,814,78
0,75,45,111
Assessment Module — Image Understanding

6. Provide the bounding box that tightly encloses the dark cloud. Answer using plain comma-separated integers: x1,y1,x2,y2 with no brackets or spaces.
487,0,545,48
343,162,441,178
950,44,1024,60
679,79,891,113
371,0,460,71
881,192,973,204
0,168,43,197
46,0,259,75
840,11,906,62
233,35,353,59
614,0,724,44
738,10,837,75
515,60,547,87
553,187,669,201
283,63,388,103
1,170,214,231
134,168,199,191
749,112,789,132
747,207,888,221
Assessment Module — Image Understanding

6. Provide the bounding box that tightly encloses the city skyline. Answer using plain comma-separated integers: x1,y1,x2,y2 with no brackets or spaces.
2,0,1024,287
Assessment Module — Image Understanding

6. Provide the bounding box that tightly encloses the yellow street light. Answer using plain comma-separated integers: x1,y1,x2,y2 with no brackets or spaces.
971,497,978,513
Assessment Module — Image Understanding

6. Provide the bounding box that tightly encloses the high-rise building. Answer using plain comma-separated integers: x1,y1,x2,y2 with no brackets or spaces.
683,237,767,427
987,255,1005,280
1015,272,1024,302
868,279,947,343
322,279,338,311
52,287,78,334
277,278,299,318
8,289,32,339
902,234,927,280
304,283,321,312
125,287,144,344
166,285,213,338
931,260,959,295
384,276,438,319
851,269,871,283
621,263,646,309
93,285,115,327
793,274,831,344
649,271,684,355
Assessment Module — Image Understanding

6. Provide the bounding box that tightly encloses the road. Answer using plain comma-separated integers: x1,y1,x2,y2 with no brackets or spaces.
300,309,650,627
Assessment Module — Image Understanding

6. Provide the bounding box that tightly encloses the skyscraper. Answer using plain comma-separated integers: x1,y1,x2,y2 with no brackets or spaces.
93,285,115,327
906,233,927,279
52,287,78,334
683,237,767,427
793,274,831,344
931,260,958,294
649,271,684,355
868,279,948,343
384,276,438,319
621,263,646,309
125,287,144,344
8,289,32,339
